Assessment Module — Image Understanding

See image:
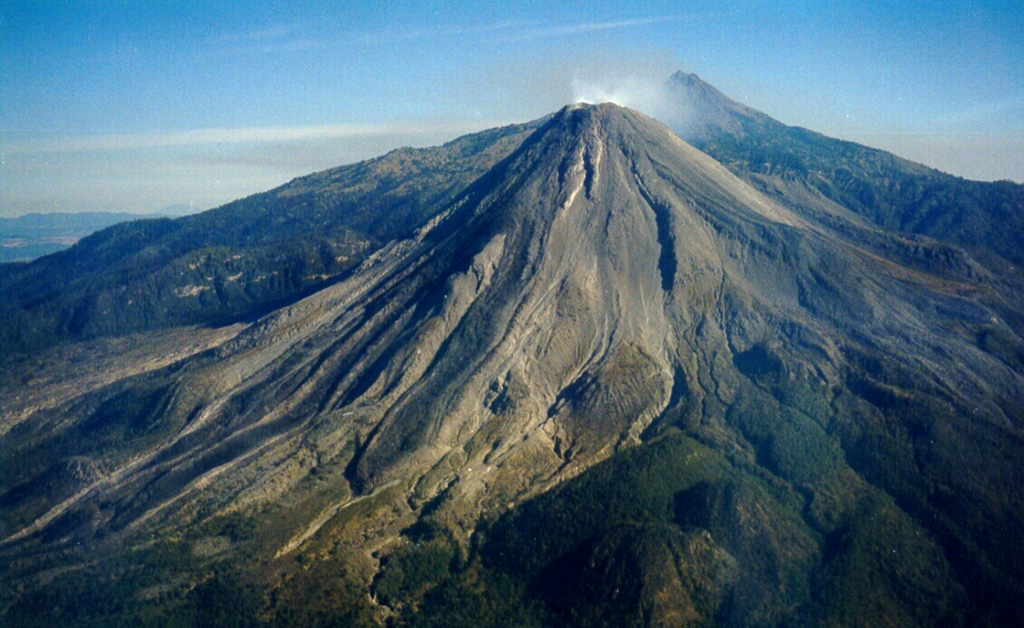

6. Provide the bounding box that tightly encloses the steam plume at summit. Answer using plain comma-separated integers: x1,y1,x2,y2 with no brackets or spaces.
571,74,670,118
570,71,698,140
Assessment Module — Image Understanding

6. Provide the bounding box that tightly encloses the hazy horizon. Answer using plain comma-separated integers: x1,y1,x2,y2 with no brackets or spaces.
2,1,1022,218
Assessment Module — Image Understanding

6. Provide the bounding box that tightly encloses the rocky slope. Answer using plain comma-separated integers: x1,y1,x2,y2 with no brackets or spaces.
1,101,1022,627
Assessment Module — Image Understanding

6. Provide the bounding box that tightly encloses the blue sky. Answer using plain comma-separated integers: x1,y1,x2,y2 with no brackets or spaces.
2,1,1023,217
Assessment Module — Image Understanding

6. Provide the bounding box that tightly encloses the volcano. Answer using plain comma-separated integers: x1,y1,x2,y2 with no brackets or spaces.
2,90,1023,627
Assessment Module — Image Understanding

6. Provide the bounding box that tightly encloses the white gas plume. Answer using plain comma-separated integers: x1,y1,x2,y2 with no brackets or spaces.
572,74,672,120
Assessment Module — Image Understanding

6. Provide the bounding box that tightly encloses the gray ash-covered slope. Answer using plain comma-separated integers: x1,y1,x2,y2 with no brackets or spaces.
1,103,1023,627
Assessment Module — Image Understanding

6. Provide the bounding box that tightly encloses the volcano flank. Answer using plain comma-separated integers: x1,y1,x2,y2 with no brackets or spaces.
2,95,1023,627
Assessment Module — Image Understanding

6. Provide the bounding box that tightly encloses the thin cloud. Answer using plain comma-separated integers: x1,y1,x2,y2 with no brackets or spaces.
213,24,299,44
933,95,1024,128
360,19,528,45
361,15,684,46
235,38,321,54
211,23,321,54
490,15,686,43
1,121,502,155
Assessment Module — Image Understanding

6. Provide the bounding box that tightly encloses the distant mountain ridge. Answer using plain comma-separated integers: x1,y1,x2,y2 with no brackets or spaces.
0,211,174,263
664,71,1024,267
